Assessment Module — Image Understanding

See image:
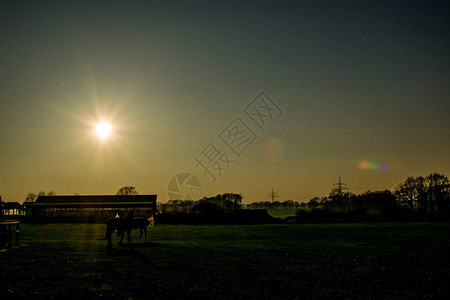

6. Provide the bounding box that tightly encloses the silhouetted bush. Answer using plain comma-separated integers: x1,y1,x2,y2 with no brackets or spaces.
192,202,224,215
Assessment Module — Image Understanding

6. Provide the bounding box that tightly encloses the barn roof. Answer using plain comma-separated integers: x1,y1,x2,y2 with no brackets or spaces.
4,202,23,209
23,195,157,209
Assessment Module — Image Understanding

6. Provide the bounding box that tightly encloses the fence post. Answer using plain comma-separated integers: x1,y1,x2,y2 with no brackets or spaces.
8,224,12,248
15,223,20,246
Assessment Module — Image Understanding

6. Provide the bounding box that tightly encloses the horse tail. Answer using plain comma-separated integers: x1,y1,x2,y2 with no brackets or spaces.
105,217,114,239
105,227,112,240
147,215,154,228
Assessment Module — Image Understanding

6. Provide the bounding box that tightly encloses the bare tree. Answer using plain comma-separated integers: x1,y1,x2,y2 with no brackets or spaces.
116,186,139,195
394,176,426,210
424,173,450,212
395,174,449,212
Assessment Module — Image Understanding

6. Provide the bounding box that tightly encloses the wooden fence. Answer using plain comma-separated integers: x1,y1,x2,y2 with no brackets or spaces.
0,221,20,248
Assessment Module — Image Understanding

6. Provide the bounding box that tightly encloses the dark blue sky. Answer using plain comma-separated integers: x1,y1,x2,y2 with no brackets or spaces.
1,0,449,202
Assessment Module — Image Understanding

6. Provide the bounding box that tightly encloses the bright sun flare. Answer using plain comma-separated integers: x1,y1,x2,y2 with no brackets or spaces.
95,121,112,139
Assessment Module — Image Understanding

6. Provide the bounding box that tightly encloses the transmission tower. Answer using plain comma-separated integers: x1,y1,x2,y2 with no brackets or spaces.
267,188,279,202
332,177,349,194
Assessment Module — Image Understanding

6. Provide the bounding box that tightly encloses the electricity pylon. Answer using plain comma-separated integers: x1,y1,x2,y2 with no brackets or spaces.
332,177,349,194
267,188,279,202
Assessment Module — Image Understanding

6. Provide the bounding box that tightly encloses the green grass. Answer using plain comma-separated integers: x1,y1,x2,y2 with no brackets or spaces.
1,223,450,299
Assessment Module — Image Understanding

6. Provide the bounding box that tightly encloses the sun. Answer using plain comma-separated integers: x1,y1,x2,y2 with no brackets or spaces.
95,121,112,139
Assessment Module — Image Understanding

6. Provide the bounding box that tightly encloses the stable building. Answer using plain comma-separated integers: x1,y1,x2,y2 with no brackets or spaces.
2,202,25,217
23,195,157,222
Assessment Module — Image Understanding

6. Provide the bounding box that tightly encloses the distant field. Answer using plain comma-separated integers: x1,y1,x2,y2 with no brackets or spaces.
264,207,298,218
1,223,450,299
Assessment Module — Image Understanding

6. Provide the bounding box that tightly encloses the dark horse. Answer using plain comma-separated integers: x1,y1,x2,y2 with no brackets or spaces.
105,216,154,247
105,217,121,247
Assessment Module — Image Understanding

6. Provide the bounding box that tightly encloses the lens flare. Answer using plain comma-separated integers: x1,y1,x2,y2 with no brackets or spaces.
359,160,389,171
379,164,389,172
359,161,369,169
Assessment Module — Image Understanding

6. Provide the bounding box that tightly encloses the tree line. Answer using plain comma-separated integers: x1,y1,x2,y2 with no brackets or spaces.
302,173,449,214
21,174,449,218
159,173,449,221
395,173,449,212
24,186,139,202
160,193,243,215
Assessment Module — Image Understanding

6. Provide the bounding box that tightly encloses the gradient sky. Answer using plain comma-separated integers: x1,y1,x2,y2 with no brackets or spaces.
1,0,449,204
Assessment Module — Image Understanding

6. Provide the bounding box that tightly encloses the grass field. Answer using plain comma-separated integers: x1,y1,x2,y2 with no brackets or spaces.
1,223,450,299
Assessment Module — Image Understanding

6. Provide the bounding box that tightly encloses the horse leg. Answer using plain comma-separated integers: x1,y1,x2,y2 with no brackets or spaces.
106,229,112,247
127,230,132,244
138,228,143,240
144,228,147,241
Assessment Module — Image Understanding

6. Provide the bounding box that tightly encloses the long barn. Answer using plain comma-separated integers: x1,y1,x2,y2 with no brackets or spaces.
23,195,157,222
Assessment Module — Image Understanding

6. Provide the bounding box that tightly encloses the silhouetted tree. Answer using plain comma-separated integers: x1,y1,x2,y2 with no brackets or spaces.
167,200,194,206
307,197,320,209
354,190,398,215
192,202,223,215
198,193,242,210
247,200,302,211
25,191,56,202
326,192,356,212
220,193,242,209
283,200,299,208
424,173,450,212
395,174,449,212
116,186,139,195
394,176,426,210
25,192,37,202
0,195,3,217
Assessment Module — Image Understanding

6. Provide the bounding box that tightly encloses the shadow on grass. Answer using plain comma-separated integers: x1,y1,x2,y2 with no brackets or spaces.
121,242,162,248
106,242,163,266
